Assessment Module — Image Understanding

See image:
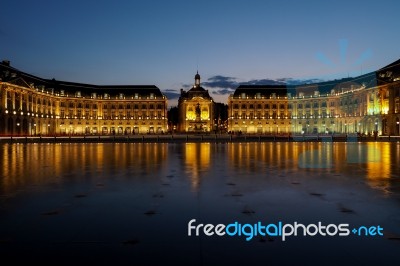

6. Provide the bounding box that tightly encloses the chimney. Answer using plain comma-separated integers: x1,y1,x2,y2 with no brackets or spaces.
2,60,10,66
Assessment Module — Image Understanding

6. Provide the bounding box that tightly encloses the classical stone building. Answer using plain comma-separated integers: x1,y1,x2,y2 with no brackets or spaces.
376,59,400,135
0,61,168,135
177,72,215,132
228,59,400,135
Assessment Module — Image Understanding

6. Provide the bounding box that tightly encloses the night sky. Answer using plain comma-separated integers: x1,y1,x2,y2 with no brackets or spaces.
1,0,399,105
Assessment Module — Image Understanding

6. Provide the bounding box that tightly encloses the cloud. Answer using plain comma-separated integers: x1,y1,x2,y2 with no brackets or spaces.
246,77,325,85
241,79,286,86
211,88,236,95
176,75,326,98
202,75,239,89
164,88,178,92
162,90,180,100
278,78,324,85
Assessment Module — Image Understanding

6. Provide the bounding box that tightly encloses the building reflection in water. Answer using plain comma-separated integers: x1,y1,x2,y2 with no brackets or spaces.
0,143,167,195
363,143,392,194
0,142,398,196
227,142,399,194
182,143,211,190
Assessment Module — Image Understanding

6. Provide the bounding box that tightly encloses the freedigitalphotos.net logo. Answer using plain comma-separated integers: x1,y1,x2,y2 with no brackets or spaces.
188,219,383,241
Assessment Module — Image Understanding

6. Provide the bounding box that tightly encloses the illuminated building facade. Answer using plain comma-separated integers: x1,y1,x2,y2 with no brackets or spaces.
177,72,215,132
228,59,400,135
0,61,168,135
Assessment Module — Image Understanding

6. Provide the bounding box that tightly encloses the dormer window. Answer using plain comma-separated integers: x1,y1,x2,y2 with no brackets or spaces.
76,91,81,97
119,93,124,99
134,93,139,99
150,93,154,99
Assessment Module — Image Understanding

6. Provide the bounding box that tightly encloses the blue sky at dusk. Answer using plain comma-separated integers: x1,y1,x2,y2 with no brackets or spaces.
1,0,399,106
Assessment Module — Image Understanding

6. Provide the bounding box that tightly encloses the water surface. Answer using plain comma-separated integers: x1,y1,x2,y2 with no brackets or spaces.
0,142,399,265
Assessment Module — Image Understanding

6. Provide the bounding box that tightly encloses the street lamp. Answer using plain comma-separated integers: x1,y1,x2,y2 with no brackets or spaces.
397,121,400,135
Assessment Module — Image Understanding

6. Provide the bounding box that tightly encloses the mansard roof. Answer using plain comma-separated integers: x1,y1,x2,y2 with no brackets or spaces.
0,61,164,98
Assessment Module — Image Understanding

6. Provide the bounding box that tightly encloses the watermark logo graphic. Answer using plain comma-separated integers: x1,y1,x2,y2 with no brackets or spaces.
297,39,378,169
188,219,384,242
316,39,373,70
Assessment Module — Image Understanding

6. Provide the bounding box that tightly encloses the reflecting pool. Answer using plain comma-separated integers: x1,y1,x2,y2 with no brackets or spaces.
0,142,399,265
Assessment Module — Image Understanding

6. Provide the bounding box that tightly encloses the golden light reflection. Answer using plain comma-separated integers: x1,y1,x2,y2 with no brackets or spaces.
228,142,324,173
364,142,392,194
184,143,210,190
0,143,167,195
0,142,398,197
227,142,397,196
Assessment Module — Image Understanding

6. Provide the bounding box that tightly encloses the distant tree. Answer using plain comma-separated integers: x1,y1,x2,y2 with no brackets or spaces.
167,106,179,130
